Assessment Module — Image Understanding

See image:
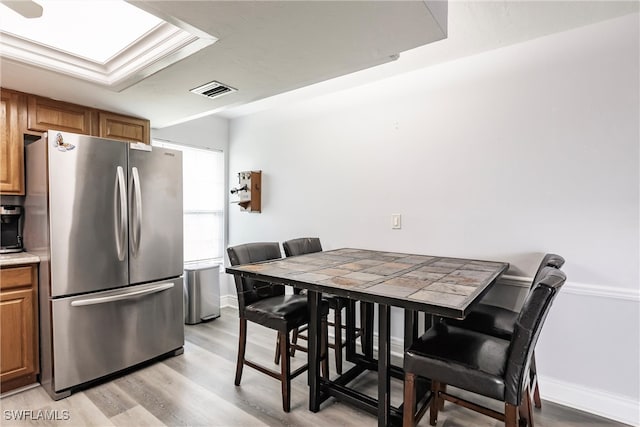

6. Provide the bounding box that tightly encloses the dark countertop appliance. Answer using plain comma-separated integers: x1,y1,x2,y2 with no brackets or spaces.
1,205,24,254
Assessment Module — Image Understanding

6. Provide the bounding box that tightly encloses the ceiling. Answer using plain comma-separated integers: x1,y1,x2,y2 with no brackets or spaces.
0,1,637,129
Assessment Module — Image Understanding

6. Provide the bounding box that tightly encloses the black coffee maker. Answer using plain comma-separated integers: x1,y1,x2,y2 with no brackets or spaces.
1,205,24,254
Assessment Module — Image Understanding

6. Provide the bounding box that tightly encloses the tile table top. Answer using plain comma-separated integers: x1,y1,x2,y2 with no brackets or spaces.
227,248,509,319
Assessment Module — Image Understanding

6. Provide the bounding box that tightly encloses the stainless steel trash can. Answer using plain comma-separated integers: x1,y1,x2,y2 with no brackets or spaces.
183,260,220,324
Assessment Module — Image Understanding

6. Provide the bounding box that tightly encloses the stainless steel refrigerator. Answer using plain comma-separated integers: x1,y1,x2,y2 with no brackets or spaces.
24,130,184,400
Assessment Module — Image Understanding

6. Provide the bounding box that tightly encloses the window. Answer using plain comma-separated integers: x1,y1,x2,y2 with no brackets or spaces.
152,140,225,262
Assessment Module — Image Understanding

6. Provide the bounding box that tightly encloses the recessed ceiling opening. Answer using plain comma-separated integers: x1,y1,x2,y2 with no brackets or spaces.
0,0,217,91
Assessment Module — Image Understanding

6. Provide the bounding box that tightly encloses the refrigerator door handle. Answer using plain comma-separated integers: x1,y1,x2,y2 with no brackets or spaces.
70,283,175,307
114,166,127,261
131,166,143,256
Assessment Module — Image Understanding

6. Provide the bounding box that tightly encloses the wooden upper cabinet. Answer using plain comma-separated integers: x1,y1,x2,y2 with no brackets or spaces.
27,96,92,134
0,91,25,195
98,112,150,145
1,87,152,193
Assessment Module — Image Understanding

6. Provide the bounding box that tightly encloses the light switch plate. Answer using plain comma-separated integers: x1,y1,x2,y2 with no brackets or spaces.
391,214,402,229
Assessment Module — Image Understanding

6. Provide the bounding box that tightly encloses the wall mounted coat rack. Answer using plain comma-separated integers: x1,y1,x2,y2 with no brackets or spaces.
230,170,261,213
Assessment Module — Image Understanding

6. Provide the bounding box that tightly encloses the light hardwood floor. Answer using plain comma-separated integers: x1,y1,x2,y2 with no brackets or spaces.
0,307,630,426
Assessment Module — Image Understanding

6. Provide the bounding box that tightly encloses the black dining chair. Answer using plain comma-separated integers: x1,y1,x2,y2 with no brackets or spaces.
280,237,368,375
444,253,565,408
403,267,566,427
227,242,329,412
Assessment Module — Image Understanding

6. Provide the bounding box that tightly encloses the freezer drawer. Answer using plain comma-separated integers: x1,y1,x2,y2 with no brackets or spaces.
51,278,184,392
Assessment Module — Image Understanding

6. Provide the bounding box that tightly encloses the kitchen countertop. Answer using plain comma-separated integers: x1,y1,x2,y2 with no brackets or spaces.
0,252,40,267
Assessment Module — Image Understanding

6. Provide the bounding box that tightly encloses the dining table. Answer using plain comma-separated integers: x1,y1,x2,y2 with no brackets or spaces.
226,248,509,427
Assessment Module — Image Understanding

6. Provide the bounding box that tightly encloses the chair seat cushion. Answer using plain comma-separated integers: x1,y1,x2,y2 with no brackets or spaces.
245,294,329,332
446,303,517,340
404,323,510,402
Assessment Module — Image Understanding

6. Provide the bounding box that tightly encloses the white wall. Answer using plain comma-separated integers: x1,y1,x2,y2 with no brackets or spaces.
151,114,228,152
227,14,640,425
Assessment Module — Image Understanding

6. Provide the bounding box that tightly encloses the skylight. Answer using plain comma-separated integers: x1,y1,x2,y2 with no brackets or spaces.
0,0,217,91
0,1,163,63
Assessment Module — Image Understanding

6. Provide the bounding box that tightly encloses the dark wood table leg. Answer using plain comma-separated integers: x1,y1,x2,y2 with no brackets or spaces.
308,290,322,412
345,299,357,361
404,309,418,350
362,302,375,358
378,304,391,427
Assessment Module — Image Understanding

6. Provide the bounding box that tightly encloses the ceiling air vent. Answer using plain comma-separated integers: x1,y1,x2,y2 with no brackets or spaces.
190,80,236,99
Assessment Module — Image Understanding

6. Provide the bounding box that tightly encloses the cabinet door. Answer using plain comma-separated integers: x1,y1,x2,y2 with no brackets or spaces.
0,288,35,386
98,112,150,144
0,91,25,195
0,264,38,393
27,96,91,134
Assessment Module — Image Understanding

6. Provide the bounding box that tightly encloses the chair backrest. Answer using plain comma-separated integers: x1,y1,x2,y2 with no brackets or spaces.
531,253,565,288
282,237,322,257
282,238,323,295
504,267,566,405
227,242,283,315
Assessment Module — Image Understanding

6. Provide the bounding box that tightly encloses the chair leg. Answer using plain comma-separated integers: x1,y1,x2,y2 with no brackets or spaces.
429,380,440,426
532,383,542,410
530,352,542,409
505,403,518,427
403,372,417,427
524,385,535,427
235,318,247,386
291,327,299,357
334,306,343,375
274,332,281,365
280,329,291,412
277,329,301,364
438,384,446,410
518,396,528,427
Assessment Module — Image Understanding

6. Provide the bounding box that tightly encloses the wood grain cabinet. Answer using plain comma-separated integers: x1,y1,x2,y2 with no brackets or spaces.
1,87,152,195
0,264,39,393
0,91,25,195
98,111,150,145
27,95,92,134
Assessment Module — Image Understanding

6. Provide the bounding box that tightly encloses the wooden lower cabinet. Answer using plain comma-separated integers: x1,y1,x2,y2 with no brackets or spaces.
0,264,39,393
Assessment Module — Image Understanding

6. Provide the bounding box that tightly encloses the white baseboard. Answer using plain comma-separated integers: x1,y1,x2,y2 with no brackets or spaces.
221,294,238,309
538,375,639,427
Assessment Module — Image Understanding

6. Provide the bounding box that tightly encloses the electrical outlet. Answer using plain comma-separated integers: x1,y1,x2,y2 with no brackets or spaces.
391,214,402,230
